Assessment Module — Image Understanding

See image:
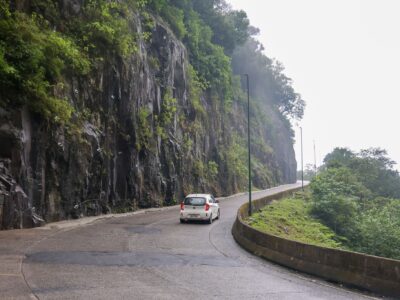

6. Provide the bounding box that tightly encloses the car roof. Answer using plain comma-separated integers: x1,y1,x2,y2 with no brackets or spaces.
185,194,212,198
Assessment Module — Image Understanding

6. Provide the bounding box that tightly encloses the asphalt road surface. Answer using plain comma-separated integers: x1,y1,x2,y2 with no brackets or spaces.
1,183,380,299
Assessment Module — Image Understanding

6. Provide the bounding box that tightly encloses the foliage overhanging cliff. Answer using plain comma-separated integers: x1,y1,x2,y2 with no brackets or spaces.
0,0,304,228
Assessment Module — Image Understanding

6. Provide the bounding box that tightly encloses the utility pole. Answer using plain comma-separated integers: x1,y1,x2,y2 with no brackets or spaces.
313,140,317,175
244,74,252,216
300,127,304,191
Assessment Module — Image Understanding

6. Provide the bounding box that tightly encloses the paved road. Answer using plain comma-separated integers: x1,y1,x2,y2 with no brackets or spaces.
0,183,379,299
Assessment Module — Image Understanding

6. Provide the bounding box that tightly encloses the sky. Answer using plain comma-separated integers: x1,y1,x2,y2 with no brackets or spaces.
228,0,400,170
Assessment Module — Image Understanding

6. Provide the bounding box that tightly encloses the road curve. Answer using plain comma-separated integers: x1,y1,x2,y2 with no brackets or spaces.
18,183,378,299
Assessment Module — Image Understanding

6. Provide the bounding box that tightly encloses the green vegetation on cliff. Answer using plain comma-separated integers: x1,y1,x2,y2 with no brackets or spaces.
141,0,304,190
0,0,304,227
1,0,303,188
0,1,88,123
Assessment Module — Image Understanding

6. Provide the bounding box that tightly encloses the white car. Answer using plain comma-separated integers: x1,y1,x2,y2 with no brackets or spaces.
180,194,220,224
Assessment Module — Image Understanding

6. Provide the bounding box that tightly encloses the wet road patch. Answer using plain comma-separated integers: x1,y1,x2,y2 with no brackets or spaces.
124,226,161,234
26,251,241,268
31,285,80,295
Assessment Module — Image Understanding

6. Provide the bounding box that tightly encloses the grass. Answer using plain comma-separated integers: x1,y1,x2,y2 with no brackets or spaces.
245,193,343,249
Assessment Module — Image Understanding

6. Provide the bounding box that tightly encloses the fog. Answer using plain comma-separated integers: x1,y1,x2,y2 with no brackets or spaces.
228,0,400,170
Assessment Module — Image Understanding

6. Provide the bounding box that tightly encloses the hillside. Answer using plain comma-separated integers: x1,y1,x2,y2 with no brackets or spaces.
0,0,304,229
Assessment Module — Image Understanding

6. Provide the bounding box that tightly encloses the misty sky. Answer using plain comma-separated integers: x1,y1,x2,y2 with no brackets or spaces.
228,0,400,170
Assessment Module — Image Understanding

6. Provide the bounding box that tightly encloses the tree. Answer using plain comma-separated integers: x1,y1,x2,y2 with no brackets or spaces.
323,147,400,198
312,148,400,259
231,38,305,120
349,148,400,198
310,167,369,236
191,0,250,54
323,147,355,168
355,200,400,259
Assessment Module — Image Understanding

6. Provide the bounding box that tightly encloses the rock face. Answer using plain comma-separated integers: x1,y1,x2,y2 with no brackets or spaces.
0,159,45,229
0,8,297,229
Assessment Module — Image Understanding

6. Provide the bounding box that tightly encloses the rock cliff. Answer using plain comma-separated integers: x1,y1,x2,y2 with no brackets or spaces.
0,0,297,229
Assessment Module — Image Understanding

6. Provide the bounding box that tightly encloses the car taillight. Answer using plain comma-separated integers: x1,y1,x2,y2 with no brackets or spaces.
205,203,210,211
180,202,185,210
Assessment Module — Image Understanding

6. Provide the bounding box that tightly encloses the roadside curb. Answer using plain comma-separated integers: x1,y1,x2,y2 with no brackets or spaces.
35,183,305,231
231,186,400,298
35,191,248,231
37,205,181,230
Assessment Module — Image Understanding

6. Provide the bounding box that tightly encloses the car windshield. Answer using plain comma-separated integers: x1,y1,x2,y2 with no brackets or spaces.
184,197,206,206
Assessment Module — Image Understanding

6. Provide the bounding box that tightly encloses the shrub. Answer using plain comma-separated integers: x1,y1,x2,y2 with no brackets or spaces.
136,107,152,150
355,200,400,259
71,0,137,59
207,161,219,179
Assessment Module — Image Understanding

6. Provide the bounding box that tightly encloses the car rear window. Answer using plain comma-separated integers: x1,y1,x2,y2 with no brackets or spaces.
184,197,206,206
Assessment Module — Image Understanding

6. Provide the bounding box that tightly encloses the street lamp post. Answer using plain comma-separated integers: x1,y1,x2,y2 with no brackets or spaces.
300,126,304,191
243,74,252,216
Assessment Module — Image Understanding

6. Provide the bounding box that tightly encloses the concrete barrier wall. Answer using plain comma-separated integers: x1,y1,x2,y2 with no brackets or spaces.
231,187,400,298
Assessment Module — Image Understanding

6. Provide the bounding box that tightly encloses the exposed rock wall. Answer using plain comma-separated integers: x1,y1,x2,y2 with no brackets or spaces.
0,5,297,229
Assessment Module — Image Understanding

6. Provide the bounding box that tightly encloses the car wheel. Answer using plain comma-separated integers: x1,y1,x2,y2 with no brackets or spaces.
180,219,185,223
216,209,220,220
208,214,213,224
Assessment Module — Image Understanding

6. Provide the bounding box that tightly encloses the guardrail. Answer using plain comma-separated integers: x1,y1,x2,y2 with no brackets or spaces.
231,187,400,298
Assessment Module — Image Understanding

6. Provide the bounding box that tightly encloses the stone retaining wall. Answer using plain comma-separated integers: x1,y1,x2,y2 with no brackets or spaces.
231,188,400,298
